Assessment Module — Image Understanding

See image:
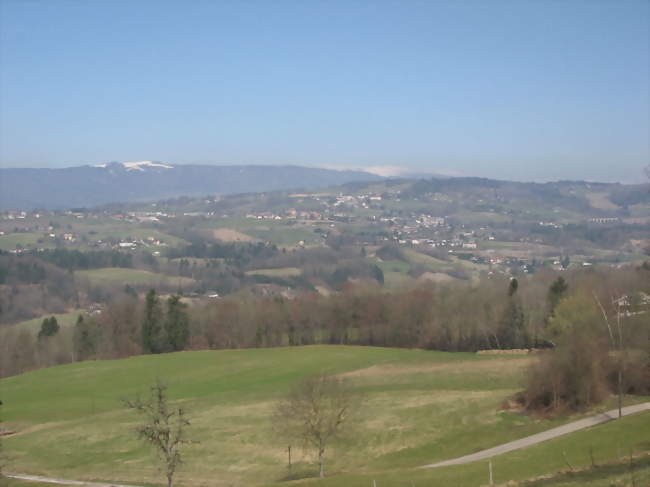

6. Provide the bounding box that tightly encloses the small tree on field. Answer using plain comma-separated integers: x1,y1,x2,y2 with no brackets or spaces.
123,381,193,487
274,373,357,478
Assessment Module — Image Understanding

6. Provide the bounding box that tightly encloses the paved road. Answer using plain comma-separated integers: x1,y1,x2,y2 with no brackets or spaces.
3,473,140,487
418,402,650,469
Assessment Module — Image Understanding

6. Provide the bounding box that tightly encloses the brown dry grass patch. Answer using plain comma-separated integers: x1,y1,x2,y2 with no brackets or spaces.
339,357,533,379
213,228,255,242
585,192,620,210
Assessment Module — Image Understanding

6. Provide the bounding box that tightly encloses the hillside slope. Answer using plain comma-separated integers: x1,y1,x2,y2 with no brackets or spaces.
2,346,648,487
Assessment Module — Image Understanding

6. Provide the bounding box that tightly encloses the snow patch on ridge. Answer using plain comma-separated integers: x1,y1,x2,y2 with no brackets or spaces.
94,161,174,171
122,161,174,171
362,166,412,177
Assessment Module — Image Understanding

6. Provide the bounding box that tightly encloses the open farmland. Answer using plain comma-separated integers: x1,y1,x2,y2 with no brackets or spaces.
0,233,52,251
75,268,195,288
2,346,648,487
3,310,84,335
245,267,302,277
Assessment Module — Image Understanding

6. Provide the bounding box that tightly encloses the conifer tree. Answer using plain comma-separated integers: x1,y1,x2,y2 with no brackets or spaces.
142,289,163,353
164,295,189,351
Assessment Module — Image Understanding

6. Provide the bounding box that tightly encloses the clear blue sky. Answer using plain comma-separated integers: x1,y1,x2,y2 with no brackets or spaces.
1,0,648,182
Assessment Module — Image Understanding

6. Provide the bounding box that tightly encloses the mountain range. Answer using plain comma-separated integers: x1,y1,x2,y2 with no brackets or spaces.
0,162,384,210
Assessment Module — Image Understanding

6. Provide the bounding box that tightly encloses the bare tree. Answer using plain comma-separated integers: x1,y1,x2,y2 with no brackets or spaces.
123,381,192,487
594,293,627,418
274,373,357,478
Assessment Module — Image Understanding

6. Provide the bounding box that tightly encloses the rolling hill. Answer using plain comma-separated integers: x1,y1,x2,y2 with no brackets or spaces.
1,346,648,487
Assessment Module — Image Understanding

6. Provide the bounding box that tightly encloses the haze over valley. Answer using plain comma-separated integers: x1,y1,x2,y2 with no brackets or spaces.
1,1,648,486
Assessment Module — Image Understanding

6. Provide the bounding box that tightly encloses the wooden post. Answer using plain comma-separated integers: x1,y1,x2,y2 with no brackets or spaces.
287,445,292,472
629,449,636,487
489,460,493,485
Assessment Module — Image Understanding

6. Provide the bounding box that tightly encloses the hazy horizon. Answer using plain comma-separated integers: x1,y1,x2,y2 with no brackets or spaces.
1,0,648,183
2,159,647,185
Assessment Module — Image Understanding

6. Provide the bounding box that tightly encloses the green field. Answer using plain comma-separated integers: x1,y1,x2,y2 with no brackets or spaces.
245,267,302,277
245,226,320,247
2,346,648,487
452,211,512,225
4,479,46,487
0,233,51,251
85,228,188,247
4,310,84,335
299,407,650,487
520,454,650,486
379,250,488,280
376,259,411,274
75,268,195,288
200,218,322,247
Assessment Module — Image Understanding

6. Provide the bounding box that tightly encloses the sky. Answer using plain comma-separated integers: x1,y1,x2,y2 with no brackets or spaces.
1,0,648,183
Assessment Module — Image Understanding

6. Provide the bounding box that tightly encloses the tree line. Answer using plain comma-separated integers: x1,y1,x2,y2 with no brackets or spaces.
27,248,133,271
2,265,648,413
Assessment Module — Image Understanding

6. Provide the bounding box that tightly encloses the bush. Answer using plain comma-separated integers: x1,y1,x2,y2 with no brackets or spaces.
523,330,611,412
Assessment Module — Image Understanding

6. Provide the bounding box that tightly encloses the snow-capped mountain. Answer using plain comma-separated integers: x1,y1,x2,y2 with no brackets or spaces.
95,161,174,171
0,162,382,209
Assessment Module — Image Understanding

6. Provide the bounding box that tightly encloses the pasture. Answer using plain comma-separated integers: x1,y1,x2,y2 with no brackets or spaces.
74,268,195,288
1,346,648,487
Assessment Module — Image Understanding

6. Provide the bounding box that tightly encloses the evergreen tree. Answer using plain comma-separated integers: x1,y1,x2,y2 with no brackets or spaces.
164,295,189,351
142,289,163,353
73,314,97,360
124,284,138,298
371,264,384,285
508,278,519,297
547,276,569,316
499,279,527,349
38,316,59,340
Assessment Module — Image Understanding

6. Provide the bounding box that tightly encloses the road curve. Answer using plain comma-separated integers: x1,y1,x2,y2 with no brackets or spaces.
418,402,650,469
3,474,141,487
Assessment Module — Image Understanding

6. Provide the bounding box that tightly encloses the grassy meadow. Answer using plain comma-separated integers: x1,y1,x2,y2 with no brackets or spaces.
1,346,648,487
0,233,52,251
3,311,84,335
74,268,195,288
245,267,303,277
199,218,323,247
